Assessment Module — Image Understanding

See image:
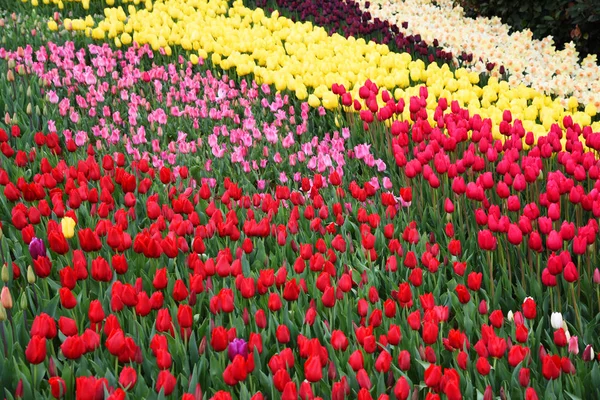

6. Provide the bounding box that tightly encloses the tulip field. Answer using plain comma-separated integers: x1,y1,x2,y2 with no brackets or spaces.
2,0,600,399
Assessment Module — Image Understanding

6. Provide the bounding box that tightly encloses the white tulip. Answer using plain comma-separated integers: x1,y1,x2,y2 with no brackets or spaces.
507,310,514,322
551,312,563,329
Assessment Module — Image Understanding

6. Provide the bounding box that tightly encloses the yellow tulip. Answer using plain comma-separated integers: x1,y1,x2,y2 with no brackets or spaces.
308,94,320,108
61,217,76,239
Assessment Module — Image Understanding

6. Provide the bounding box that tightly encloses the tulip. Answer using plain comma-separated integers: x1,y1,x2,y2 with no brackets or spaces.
583,344,595,361
25,335,46,364
60,217,76,239
1,264,8,283
156,370,176,395
522,297,536,319
28,237,46,260
304,356,323,382
1,287,12,309
228,338,248,361
568,336,579,355
550,312,563,329
476,357,491,375
118,366,137,390
49,377,66,399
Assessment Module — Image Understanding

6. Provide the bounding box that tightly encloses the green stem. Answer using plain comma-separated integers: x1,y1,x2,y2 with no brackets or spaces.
0,322,7,357
557,282,562,313
487,251,494,301
571,284,583,334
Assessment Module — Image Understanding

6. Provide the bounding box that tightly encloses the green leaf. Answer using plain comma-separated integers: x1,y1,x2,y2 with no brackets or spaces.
564,391,583,400
591,362,600,388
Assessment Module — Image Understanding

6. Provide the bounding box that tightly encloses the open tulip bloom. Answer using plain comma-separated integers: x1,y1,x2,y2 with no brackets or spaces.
0,1,600,399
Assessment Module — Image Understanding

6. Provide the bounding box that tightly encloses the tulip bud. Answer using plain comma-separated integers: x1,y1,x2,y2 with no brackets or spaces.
478,299,488,315
198,336,207,355
594,268,600,284
499,386,507,400
7,59,15,69
0,304,6,321
49,357,57,377
4,112,10,125
507,310,514,322
27,265,36,284
411,388,419,400
26,86,31,97
1,287,12,309
483,386,493,400
35,105,41,116
583,344,595,361
16,65,25,75
6,70,14,82
26,104,32,115
1,264,8,283
15,379,23,399
20,294,27,310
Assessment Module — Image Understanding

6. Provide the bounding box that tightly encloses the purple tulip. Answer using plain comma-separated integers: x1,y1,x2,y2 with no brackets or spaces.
227,338,248,361
29,237,46,260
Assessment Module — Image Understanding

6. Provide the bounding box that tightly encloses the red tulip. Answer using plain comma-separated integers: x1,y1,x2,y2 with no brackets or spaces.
75,376,108,400
331,330,349,351
522,298,536,319
487,335,507,358
542,355,561,380
423,364,442,390
304,356,323,382
375,350,392,373
25,336,47,364
508,345,529,367
489,310,504,328
455,284,470,304
393,376,410,400
554,328,568,347
155,370,176,395
119,366,137,390
33,256,52,278
31,313,57,339
348,349,364,371
48,230,69,254
211,326,229,351
422,320,439,344
49,377,66,399
525,388,539,400
477,230,497,251
58,316,78,337
476,357,490,375
276,325,291,343
59,288,77,309
61,336,85,360
563,262,579,282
